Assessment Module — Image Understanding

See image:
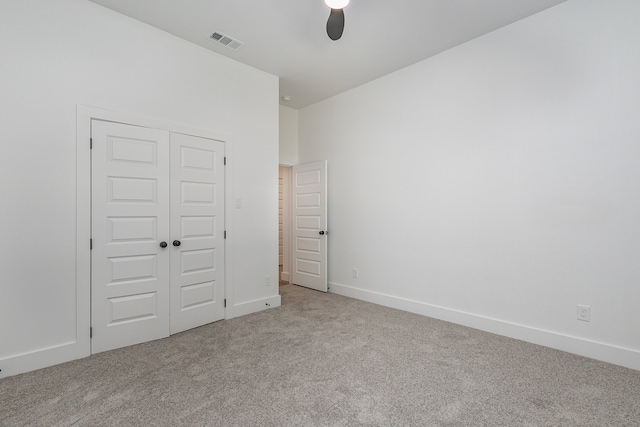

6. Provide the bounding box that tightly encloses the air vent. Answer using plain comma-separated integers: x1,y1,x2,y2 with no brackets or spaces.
209,31,244,51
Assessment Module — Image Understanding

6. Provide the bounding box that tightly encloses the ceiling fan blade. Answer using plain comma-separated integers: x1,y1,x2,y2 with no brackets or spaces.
326,8,345,41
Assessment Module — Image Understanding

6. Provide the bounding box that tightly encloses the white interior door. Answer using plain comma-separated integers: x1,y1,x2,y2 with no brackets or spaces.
291,160,328,292
91,120,171,353
169,133,225,334
92,122,226,353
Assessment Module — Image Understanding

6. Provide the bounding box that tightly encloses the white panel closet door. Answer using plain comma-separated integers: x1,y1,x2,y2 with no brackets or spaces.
91,120,171,354
291,161,328,292
169,133,225,334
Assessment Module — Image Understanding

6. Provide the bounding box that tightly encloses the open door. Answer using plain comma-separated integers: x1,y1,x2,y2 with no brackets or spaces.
291,161,328,292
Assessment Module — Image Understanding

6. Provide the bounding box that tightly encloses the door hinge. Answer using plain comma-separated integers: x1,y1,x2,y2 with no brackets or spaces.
224,299,227,308
90,138,93,149
224,230,227,239
90,327,93,338
90,239,93,250
224,157,226,166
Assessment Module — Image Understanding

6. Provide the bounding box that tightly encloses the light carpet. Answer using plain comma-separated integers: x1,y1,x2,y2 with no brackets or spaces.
1,284,639,426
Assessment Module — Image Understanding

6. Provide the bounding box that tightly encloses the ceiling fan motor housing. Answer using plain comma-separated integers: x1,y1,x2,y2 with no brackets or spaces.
327,8,345,40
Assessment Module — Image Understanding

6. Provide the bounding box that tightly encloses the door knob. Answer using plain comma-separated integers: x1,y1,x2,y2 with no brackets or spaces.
319,231,326,235
173,240,181,247
159,241,168,248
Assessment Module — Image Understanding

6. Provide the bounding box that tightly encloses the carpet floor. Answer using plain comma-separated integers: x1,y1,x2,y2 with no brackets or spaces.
1,284,639,426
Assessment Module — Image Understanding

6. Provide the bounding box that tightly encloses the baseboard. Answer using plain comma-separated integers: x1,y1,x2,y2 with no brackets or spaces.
1,294,283,378
329,282,640,371
0,341,89,379
227,294,282,319
281,272,290,282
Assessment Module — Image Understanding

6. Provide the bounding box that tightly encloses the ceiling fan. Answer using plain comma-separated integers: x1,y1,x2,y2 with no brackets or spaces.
325,0,349,41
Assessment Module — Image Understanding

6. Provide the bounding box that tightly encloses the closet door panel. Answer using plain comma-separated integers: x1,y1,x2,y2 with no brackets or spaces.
170,132,225,334
91,120,170,353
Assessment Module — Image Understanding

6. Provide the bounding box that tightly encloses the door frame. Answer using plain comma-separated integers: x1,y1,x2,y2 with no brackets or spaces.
76,105,234,357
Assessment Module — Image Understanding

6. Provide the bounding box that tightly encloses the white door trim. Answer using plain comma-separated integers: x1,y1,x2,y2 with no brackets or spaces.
76,105,235,356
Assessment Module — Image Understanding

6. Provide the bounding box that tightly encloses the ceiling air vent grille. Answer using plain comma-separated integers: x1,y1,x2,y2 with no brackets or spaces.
209,31,244,50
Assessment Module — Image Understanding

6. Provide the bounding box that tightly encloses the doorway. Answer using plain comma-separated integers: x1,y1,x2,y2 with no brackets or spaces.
280,161,328,292
279,166,291,285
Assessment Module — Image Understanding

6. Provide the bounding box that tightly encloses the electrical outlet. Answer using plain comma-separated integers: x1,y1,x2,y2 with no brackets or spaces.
265,275,271,286
577,305,590,322
352,268,359,278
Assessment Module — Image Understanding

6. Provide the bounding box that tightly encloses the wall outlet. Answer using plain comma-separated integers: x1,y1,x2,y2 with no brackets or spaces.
577,305,590,322
352,268,359,278
265,275,271,286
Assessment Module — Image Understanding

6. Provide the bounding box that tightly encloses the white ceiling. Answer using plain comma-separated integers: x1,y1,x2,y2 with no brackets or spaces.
88,0,566,109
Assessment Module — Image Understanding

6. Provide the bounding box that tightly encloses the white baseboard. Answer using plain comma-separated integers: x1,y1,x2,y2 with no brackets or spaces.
281,272,290,282
0,341,89,379
329,282,640,371
227,294,282,319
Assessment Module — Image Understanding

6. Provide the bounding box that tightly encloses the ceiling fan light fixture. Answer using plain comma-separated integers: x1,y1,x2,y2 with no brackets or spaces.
324,0,349,9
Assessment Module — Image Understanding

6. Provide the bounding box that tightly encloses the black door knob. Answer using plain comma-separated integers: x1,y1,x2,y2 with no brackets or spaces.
159,241,168,248
319,231,325,235
173,240,181,247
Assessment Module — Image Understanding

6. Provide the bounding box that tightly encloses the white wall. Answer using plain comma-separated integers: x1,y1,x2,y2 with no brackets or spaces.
299,0,640,370
279,105,299,165
0,0,279,377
